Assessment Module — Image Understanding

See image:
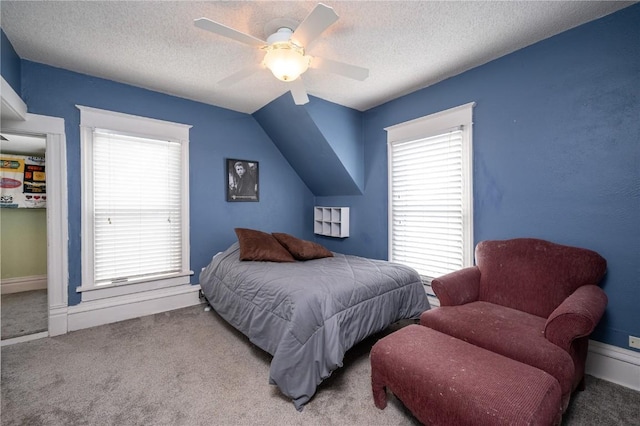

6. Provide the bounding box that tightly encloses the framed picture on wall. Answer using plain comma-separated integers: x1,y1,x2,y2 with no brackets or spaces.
226,158,259,202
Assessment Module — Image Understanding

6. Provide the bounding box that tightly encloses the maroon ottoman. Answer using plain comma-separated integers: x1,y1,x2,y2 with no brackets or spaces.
371,325,562,426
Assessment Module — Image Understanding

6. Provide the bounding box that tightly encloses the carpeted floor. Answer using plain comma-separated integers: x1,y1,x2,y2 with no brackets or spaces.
1,289,48,340
1,304,639,425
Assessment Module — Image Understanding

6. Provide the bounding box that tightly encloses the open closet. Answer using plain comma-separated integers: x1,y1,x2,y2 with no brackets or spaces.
0,132,48,341
1,76,69,342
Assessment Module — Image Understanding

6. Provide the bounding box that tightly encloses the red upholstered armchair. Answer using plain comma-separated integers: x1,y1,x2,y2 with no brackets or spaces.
420,238,608,410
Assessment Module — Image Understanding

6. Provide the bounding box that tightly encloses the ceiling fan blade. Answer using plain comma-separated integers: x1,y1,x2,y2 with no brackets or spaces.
291,3,339,48
311,57,369,81
289,79,309,105
194,18,266,48
217,64,264,87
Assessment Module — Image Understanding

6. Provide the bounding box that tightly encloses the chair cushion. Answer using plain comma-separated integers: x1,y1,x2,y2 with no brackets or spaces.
420,301,575,403
475,238,607,318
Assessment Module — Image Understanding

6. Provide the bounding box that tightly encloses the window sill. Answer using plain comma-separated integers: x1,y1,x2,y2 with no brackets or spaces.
77,271,193,302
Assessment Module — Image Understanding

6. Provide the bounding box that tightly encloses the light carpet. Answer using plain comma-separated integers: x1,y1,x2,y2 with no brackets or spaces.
2,304,638,425
1,289,47,340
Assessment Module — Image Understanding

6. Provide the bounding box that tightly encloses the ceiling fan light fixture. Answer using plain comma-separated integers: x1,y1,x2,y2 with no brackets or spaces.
263,42,310,82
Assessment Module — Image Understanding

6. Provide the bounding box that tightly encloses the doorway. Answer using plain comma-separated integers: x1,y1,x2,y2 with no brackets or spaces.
1,112,68,344
1,132,48,341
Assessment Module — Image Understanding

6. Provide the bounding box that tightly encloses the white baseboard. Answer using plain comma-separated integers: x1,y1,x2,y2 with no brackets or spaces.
1,275,47,294
67,284,203,332
1,331,48,347
49,304,69,337
586,340,640,391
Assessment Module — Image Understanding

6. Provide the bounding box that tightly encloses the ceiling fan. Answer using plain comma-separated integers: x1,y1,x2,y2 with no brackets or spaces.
194,3,369,105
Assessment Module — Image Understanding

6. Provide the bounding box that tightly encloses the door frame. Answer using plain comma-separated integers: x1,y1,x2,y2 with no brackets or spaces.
2,113,69,336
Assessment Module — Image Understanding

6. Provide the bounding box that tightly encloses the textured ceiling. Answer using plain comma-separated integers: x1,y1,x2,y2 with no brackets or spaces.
0,132,46,155
0,1,633,114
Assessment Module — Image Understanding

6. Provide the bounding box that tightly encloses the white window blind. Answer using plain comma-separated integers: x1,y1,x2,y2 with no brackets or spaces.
78,105,191,301
386,102,474,296
389,130,465,279
92,130,183,285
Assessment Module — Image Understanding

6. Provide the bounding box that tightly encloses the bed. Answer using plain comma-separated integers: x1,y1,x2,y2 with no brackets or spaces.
199,233,430,410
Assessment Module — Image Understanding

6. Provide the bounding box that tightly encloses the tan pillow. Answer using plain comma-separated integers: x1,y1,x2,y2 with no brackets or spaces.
235,228,295,262
272,232,334,261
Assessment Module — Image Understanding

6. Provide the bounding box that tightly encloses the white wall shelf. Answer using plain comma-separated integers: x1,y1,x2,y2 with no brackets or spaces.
314,206,349,238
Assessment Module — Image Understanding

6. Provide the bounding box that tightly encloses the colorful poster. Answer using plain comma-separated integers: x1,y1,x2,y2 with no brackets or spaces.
0,154,46,208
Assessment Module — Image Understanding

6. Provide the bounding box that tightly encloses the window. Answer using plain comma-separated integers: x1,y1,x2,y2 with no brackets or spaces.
77,106,191,301
386,103,474,302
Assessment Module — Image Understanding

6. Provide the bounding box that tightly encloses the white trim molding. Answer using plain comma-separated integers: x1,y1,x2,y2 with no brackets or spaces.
1,331,49,347
1,76,27,121
387,102,475,276
1,113,69,337
385,102,475,143
76,105,192,300
76,105,192,141
586,339,640,391
67,284,203,332
1,275,47,294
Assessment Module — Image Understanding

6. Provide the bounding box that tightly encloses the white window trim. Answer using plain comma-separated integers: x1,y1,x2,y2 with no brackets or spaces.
386,102,475,295
76,106,192,301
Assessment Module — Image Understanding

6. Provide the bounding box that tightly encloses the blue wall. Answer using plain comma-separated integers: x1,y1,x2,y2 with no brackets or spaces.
2,5,637,349
1,29,21,92
253,93,364,196
319,5,639,350
306,97,364,192
19,61,315,306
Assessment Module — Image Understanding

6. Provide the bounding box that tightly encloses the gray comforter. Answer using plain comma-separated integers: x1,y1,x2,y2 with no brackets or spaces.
199,242,430,410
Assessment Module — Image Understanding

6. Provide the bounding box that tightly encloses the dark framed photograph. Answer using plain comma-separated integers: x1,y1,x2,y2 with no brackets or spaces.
226,158,259,202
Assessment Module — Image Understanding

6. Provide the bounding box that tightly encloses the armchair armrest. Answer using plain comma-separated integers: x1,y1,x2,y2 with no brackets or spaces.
544,285,608,352
432,266,481,306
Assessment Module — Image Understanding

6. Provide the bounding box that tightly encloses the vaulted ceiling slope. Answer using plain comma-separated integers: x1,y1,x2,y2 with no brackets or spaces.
254,93,364,196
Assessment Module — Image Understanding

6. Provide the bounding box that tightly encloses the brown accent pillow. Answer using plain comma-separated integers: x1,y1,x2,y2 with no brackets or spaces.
272,232,334,261
235,228,295,262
